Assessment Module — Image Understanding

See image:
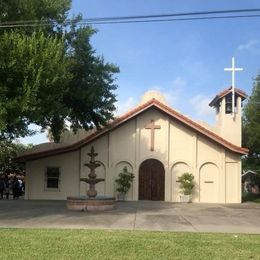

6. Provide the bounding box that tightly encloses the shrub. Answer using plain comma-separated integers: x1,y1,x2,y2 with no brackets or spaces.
178,173,194,195
242,192,260,202
115,166,135,194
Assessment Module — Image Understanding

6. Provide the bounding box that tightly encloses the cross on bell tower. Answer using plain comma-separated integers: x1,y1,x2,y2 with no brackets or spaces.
209,57,247,146
224,57,243,116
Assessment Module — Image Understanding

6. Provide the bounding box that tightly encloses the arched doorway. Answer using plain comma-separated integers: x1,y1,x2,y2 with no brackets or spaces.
139,159,165,201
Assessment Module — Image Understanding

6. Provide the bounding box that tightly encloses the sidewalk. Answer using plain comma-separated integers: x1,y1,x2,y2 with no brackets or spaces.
0,200,260,233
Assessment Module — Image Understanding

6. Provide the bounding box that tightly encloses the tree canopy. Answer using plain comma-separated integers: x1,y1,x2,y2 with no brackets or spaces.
0,30,69,141
242,74,260,171
0,141,32,174
0,0,119,143
0,0,71,34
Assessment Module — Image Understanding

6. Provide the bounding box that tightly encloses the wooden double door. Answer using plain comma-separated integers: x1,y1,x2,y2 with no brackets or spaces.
139,159,165,201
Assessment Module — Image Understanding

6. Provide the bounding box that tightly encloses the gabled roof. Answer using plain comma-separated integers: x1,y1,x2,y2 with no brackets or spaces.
209,87,247,107
16,98,248,162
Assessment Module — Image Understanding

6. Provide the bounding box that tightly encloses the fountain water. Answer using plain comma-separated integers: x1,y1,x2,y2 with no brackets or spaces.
67,146,115,211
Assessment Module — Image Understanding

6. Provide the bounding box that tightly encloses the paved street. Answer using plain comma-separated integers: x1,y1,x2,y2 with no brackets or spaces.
0,200,260,233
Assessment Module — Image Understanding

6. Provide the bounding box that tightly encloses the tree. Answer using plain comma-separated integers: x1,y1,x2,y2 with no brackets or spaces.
0,31,69,141
0,0,71,141
242,74,260,171
0,1,119,143
0,0,71,35
0,141,32,174
64,27,119,135
28,26,119,143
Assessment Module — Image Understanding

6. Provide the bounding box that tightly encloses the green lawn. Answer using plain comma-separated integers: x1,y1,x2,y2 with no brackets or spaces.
0,229,259,259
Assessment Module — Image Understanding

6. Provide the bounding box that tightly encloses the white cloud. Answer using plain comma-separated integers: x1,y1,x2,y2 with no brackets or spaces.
237,40,259,51
18,133,49,145
115,77,216,125
115,77,187,117
189,94,215,122
172,77,187,88
166,77,187,105
18,124,49,145
116,96,136,116
152,76,187,107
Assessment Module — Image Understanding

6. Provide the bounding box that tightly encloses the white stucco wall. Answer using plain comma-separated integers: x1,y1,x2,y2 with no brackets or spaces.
25,107,242,203
225,151,241,203
25,151,80,200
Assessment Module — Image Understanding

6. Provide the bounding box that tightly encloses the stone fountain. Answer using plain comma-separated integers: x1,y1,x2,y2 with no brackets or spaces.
67,146,115,211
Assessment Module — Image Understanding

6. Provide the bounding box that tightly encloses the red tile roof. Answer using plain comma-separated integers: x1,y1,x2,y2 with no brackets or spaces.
15,98,248,162
209,87,247,107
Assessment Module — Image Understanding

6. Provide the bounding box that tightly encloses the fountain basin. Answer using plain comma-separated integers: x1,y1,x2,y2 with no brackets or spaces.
67,196,116,211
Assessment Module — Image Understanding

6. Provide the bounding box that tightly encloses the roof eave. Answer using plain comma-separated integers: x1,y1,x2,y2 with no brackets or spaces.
15,99,248,162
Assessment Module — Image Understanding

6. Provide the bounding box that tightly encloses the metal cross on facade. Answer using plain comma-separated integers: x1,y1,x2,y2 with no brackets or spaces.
145,120,161,151
224,57,243,116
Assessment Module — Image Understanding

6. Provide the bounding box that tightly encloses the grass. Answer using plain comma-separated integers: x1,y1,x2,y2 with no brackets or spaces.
0,229,259,259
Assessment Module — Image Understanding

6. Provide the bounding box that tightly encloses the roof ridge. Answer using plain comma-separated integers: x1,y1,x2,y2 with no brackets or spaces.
152,99,248,153
15,98,248,161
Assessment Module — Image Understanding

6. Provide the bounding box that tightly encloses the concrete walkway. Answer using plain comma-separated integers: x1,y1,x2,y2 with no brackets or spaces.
0,200,260,233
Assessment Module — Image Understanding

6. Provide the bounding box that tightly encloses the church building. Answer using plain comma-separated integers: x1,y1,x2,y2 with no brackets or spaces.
17,88,248,203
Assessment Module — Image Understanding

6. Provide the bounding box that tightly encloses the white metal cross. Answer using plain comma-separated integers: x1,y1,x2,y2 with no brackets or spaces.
224,57,243,116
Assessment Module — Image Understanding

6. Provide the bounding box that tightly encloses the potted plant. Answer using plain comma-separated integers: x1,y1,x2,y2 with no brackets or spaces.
178,172,194,203
115,166,135,201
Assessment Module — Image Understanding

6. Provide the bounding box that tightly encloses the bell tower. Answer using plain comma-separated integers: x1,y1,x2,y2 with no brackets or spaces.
209,87,247,146
209,57,247,146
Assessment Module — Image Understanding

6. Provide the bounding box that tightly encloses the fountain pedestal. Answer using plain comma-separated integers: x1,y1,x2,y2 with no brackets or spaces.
67,146,115,211
67,196,115,211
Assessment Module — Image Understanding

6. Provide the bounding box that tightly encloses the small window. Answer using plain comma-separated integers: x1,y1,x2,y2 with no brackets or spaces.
45,167,60,190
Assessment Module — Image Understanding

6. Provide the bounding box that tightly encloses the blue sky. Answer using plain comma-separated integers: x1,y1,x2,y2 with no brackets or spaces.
20,0,260,144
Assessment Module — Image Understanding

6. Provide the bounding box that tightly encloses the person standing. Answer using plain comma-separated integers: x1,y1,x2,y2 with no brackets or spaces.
12,177,20,200
4,176,10,200
18,178,22,195
0,176,6,199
